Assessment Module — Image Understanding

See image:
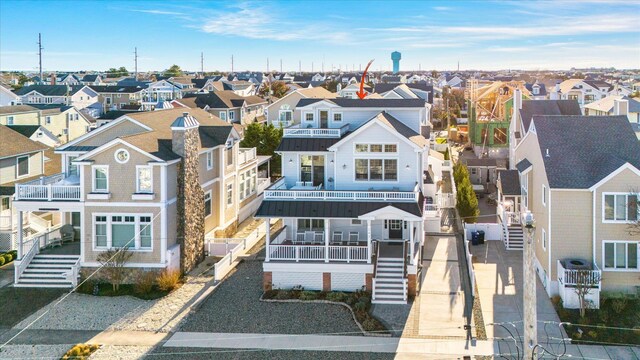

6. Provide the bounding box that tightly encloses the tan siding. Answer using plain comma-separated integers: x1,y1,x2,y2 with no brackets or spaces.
76,120,146,147
166,201,178,247
82,143,160,203
203,182,221,232
594,168,640,293
224,175,237,224
198,148,220,183
83,206,163,264
266,92,304,124
166,162,178,200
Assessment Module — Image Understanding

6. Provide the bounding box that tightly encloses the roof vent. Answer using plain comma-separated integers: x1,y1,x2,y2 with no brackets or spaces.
545,149,550,157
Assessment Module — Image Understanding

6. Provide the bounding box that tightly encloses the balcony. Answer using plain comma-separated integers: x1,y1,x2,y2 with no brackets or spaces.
15,173,81,202
264,179,418,202
238,147,257,166
283,124,349,138
268,226,369,263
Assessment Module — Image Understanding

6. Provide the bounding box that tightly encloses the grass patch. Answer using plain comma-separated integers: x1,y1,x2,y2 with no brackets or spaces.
76,282,179,300
552,294,640,346
263,289,387,333
0,287,66,327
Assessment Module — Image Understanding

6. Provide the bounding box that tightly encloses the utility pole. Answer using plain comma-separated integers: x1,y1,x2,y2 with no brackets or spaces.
231,55,234,73
201,52,204,75
299,60,301,73
312,62,314,72
38,33,43,84
267,58,269,73
134,47,138,80
523,211,538,360
280,59,282,73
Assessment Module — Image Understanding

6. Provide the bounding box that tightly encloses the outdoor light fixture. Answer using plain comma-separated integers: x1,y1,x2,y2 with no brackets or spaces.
523,210,535,242
342,164,347,169
330,160,334,164
405,164,410,169
289,159,293,164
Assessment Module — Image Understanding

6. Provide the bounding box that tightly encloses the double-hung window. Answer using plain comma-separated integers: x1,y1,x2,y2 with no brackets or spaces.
279,110,292,122
220,111,227,121
229,111,235,121
204,191,212,217
297,219,324,231
139,216,152,248
226,183,233,207
7,116,14,125
93,166,108,193
604,194,638,222
136,166,152,193
16,155,29,177
206,151,213,170
95,216,108,247
355,159,397,181
333,113,342,122
604,241,638,270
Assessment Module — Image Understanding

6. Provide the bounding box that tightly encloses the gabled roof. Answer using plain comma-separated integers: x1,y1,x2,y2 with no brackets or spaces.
81,74,100,82
532,115,640,189
519,100,582,132
88,85,144,93
185,91,265,109
14,85,86,96
516,158,532,173
498,170,521,196
583,95,640,113
296,98,426,108
256,200,422,218
361,111,427,148
7,125,54,139
524,82,547,96
0,125,48,159
0,105,38,114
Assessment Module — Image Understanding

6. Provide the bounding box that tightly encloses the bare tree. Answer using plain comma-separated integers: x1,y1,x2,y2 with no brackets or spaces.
573,269,602,318
97,248,133,292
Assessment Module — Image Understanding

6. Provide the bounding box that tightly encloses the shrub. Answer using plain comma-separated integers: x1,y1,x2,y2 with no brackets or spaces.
611,298,628,314
354,301,367,312
362,318,378,332
357,296,371,305
263,290,278,299
6,253,14,262
275,290,292,300
325,292,347,302
61,343,99,360
134,271,156,295
299,291,317,300
0,257,5,266
157,270,181,292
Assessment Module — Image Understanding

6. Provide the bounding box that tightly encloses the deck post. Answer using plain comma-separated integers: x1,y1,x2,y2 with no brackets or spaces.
17,210,23,260
265,218,271,262
325,219,330,263
366,219,372,264
409,221,414,265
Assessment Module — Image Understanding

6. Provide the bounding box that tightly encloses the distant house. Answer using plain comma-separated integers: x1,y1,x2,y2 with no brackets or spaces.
0,84,19,106
7,125,60,147
265,87,335,127
558,79,612,109
14,85,102,117
80,74,103,86
89,85,145,113
373,83,433,103
437,74,464,88
337,83,371,99
584,96,640,138
524,81,547,100
178,90,267,125
0,104,93,143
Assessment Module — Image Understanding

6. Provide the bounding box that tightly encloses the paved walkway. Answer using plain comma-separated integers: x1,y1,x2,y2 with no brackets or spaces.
0,262,13,288
402,235,470,339
164,332,399,352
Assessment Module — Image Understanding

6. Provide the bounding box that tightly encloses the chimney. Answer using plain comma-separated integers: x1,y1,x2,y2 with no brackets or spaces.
613,98,629,117
336,83,342,92
50,74,56,85
514,89,522,110
171,111,205,273
550,82,560,100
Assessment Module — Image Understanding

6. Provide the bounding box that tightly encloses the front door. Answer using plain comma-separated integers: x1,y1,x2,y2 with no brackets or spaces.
387,219,403,239
320,110,329,128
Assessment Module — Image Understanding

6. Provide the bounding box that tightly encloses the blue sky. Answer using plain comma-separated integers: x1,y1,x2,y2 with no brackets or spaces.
1,0,639,72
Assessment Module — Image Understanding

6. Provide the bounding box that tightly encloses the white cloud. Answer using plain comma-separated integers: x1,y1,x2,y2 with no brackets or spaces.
130,9,186,16
433,6,453,11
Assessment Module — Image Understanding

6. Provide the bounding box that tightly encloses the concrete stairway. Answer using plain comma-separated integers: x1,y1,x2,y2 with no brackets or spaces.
15,254,79,288
372,257,407,304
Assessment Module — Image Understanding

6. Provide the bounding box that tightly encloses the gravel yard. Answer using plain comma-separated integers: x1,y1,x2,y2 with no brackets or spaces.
0,288,65,329
150,346,395,360
0,344,69,360
178,256,362,335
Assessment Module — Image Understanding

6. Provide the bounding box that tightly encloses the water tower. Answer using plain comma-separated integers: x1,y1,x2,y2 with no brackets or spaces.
391,51,401,74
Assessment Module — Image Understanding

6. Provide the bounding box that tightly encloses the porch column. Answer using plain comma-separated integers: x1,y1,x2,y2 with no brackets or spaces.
17,210,23,260
325,219,330,263
366,219,372,264
409,221,414,265
265,218,271,262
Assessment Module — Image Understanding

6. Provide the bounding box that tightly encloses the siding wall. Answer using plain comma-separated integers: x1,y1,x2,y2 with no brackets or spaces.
0,151,43,184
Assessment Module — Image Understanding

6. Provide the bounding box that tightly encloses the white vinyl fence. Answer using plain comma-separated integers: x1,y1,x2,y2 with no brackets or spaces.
463,222,503,241
206,223,268,282
463,230,476,295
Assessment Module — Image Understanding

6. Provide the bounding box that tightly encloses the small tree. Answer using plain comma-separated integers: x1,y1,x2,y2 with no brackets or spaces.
443,147,450,161
97,248,133,292
258,81,288,99
453,162,469,186
164,64,183,77
573,269,602,318
240,122,283,177
320,80,339,92
456,176,480,223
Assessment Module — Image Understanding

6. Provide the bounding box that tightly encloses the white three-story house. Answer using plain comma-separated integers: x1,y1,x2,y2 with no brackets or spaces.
257,98,436,304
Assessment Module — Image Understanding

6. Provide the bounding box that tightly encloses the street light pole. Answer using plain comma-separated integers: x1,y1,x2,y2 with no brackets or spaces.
523,210,537,359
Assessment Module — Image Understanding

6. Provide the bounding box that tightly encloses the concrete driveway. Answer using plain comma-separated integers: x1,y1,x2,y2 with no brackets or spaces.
0,262,14,288
470,240,564,345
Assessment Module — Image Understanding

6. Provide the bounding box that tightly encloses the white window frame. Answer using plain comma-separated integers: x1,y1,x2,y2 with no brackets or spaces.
333,112,343,122
136,165,153,194
92,213,153,251
45,116,52,124
542,185,547,207
226,183,233,207
92,165,109,193
542,228,546,251
16,155,29,178
278,110,292,122
220,111,227,121
7,116,14,125
354,158,398,182
603,192,639,223
602,240,639,272
206,150,214,170
304,112,314,122
229,111,235,121
353,143,398,154
204,191,212,218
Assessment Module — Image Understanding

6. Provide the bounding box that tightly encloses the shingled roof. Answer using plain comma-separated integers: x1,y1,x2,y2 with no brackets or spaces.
498,170,521,196
519,100,582,132
256,200,422,218
296,98,426,108
14,85,84,96
0,125,48,159
532,115,640,189
185,90,266,109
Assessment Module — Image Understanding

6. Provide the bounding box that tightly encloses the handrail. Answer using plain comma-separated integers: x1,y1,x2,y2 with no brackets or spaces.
264,189,418,202
15,236,40,283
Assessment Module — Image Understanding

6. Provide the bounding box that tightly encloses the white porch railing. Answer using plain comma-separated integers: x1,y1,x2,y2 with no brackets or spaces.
257,177,271,194
238,147,257,165
269,245,325,261
15,173,81,201
14,236,40,283
264,189,418,202
64,257,81,287
437,192,456,208
328,246,368,262
558,260,602,289
283,124,349,138
273,120,293,128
